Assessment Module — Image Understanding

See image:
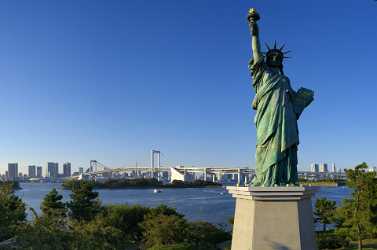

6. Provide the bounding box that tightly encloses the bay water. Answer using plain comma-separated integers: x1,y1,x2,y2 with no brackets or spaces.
16,183,352,227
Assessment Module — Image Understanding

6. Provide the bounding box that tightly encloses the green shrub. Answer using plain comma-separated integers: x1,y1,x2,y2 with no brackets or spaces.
316,231,350,249
148,243,193,250
187,221,231,246
101,204,150,241
141,214,189,248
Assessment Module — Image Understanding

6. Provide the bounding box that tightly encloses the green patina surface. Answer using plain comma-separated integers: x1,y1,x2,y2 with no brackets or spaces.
248,8,313,187
249,57,313,186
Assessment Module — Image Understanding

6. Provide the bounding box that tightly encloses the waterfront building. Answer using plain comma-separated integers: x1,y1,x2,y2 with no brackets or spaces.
319,163,328,173
310,163,319,173
8,163,18,181
28,165,36,178
170,166,195,183
63,162,72,177
78,167,84,174
47,162,59,180
36,166,43,178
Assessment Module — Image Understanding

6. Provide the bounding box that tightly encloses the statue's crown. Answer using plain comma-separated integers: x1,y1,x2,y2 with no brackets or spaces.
265,41,290,60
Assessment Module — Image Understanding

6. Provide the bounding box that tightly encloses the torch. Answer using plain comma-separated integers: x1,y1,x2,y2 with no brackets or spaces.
247,8,260,23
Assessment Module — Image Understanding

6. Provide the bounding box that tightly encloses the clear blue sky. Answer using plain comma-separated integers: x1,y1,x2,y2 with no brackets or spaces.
0,0,376,173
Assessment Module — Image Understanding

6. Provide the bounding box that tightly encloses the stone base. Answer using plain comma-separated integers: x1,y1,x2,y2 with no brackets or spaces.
227,186,317,250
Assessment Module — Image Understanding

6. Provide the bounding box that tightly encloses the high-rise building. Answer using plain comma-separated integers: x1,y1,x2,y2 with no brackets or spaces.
310,163,319,173
78,167,84,174
28,165,36,178
36,166,43,178
8,163,18,181
63,162,71,177
47,162,59,180
331,163,336,173
319,163,328,173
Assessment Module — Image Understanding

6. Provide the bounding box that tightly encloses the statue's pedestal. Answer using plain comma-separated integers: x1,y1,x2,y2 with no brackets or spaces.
227,186,317,250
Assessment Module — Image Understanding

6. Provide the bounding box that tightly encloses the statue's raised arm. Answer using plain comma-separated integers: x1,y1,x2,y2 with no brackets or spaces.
248,8,262,63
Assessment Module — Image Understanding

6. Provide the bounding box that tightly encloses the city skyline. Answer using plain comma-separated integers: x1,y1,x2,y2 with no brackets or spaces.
0,0,376,172
0,161,74,177
0,159,370,176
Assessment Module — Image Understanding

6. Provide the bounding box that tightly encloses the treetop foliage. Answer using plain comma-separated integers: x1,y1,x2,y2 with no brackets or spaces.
0,180,230,250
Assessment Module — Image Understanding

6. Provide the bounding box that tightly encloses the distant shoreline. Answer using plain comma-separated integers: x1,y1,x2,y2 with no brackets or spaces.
301,182,339,187
62,179,222,190
300,181,345,187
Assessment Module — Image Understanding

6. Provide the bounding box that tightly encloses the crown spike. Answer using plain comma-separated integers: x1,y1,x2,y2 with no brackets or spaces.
274,40,277,49
265,43,271,50
283,50,291,54
280,44,285,50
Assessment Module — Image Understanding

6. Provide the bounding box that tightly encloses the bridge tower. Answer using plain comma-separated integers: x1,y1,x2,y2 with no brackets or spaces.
150,150,161,180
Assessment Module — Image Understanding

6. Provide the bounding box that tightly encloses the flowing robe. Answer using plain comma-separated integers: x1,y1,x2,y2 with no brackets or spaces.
249,56,312,186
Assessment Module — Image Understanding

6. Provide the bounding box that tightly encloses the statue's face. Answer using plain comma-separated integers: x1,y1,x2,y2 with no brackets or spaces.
266,53,283,68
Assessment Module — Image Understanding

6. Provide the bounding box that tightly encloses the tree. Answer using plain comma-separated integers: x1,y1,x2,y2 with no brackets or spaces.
141,214,189,249
0,183,26,242
17,219,72,250
148,205,184,218
147,243,193,250
17,189,71,249
335,162,377,250
41,188,67,220
67,181,102,221
314,198,336,232
186,221,231,250
101,204,150,242
69,217,128,250
140,214,230,250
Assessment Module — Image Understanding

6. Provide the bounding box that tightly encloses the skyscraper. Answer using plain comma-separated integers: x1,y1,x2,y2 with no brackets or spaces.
47,162,59,180
63,162,71,177
28,165,36,178
8,163,18,181
331,163,336,173
310,163,319,173
36,166,43,178
319,163,328,173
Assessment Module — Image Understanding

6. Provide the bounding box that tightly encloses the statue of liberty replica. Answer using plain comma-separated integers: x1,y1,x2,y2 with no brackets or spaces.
226,9,317,249
248,8,314,187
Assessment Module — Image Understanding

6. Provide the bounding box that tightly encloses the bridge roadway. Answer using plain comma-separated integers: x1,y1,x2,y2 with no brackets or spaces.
86,161,255,184
90,166,254,176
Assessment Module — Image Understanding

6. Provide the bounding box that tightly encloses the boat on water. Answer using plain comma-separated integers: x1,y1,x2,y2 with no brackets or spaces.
153,189,162,193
